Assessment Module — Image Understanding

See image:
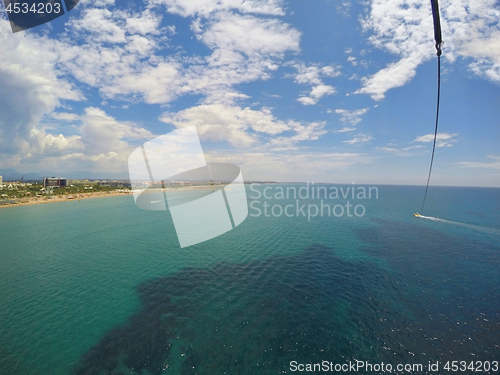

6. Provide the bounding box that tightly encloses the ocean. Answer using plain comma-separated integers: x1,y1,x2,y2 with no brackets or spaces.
0,185,499,375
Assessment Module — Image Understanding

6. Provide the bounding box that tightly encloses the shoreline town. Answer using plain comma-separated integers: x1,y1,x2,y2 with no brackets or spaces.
0,175,235,209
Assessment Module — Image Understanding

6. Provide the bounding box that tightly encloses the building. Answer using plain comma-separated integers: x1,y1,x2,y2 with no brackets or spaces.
97,180,131,188
69,179,96,186
0,175,2,187
43,177,68,188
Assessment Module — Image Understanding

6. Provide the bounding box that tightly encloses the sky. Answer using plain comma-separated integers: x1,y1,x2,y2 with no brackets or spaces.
0,0,499,186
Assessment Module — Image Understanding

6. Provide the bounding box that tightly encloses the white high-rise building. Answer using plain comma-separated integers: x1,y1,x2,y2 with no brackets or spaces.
0,175,3,187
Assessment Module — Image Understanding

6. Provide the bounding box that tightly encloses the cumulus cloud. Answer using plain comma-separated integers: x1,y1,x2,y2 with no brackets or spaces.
58,6,300,106
28,129,83,157
80,107,154,155
0,21,83,162
34,107,155,172
297,97,317,106
200,13,299,57
160,104,326,148
0,0,304,172
60,8,169,98
0,18,154,173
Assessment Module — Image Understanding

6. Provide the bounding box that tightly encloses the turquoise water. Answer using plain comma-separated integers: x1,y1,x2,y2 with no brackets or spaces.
0,185,499,374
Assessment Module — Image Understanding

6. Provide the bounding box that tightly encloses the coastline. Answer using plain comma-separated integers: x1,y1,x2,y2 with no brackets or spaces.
0,190,133,209
0,184,225,209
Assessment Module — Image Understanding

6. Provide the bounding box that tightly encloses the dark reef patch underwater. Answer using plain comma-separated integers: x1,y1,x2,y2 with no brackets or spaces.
73,219,500,375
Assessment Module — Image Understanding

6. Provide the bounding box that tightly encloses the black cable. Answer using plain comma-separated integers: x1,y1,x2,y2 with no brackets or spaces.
420,54,441,214
420,0,443,214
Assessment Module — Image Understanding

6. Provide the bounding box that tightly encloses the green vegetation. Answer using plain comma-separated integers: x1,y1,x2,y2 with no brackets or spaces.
0,183,129,200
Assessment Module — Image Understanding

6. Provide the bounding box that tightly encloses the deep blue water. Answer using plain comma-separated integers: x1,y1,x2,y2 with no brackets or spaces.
0,185,499,374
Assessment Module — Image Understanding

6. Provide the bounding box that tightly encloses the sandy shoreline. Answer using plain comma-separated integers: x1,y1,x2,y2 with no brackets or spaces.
0,191,133,209
0,184,226,209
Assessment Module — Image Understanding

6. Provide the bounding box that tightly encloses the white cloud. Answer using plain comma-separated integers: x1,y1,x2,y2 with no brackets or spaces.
358,0,500,100
57,8,167,97
35,107,155,172
206,150,370,181
0,0,304,172
269,121,327,148
0,21,83,159
335,107,370,125
51,112,80,121
92,0,115,7
297,97,318,105
291,63,340,105
355,53,423,100
457,155,500,169
201,13,300,58
334,127,356,133
102,59,183,104
448,1,500,76
293,64,340,85
160,104,326,148
126,10,164,35
29,129,83,157
414,132,457,147
161,104,261,146
343,133,373,145
69,8,127,43
59,8,300,106
150,0,285,18
380,145,424,156
80,107,154,155
310,84,336,98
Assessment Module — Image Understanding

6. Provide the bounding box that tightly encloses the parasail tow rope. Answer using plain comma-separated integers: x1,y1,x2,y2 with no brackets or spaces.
420,0,443,214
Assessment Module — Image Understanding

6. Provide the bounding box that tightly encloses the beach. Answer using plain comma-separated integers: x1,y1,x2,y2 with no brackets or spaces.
0,184,227,209
0,190,133,208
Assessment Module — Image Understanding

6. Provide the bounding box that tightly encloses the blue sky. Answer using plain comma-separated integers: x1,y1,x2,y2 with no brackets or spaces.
0,0,499,186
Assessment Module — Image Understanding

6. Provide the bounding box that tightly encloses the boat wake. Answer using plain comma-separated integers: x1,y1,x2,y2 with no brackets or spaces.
417,215,440,221
416,215,500,240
